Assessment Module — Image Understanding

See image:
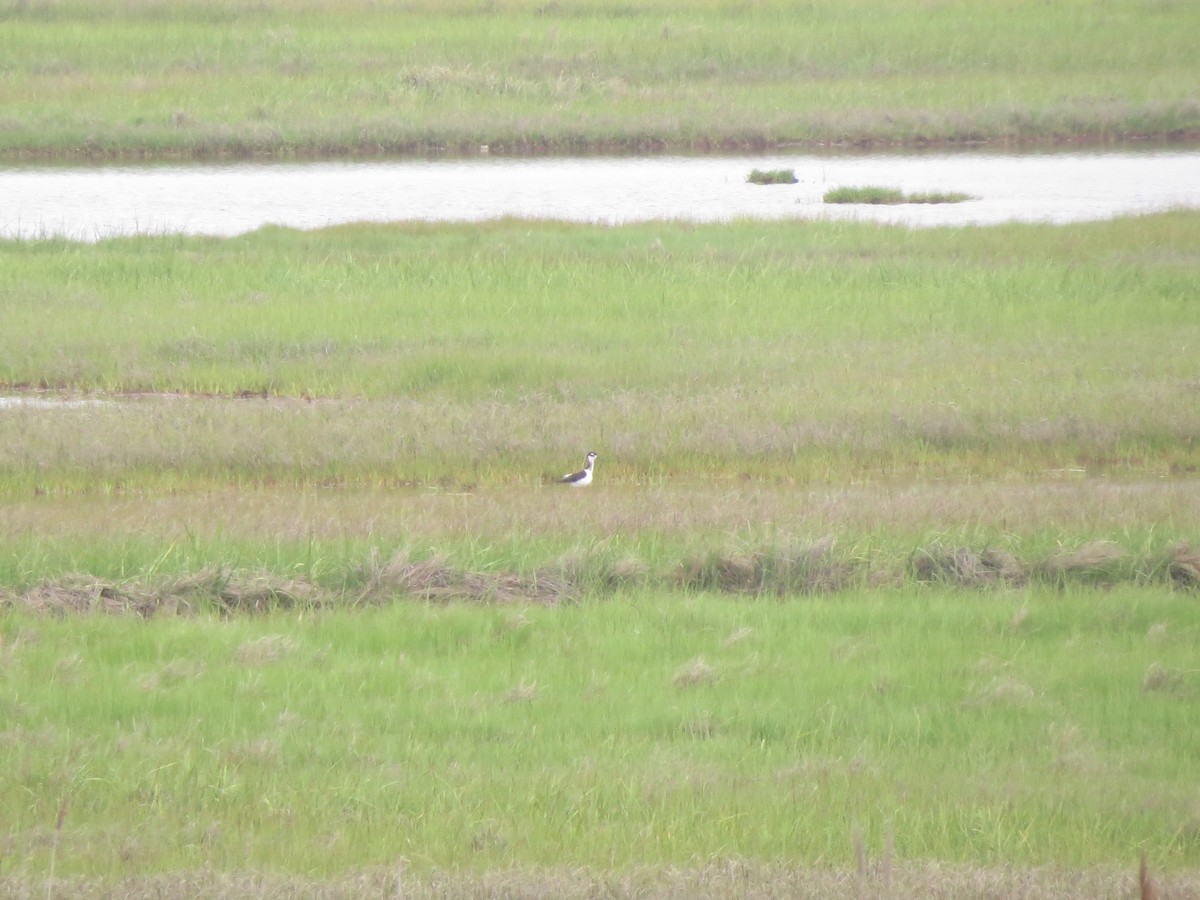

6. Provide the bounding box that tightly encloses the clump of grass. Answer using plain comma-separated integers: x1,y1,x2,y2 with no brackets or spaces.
1037,540,1130,585
1166,541,1200,587
905,190,974,204
746,168,798,185
554,548,649,592
357,550,575,606
1141,662,1189,697
910,546,1025,588
673,657,718,688
674,538,859,595
824,186,973,204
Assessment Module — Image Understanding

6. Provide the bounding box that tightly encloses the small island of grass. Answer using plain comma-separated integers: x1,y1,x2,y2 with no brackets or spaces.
747,168,798,185
824,186,972,204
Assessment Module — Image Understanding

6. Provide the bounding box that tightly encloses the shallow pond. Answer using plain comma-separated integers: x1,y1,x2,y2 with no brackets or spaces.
2,149,1198,240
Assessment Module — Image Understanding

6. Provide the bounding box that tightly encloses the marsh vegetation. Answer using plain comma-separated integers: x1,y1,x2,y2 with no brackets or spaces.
4,586,1200,892
3,0,1200,892
2,0,1199,160
3,213,1199,892
746,168,798,185
823,186,974,205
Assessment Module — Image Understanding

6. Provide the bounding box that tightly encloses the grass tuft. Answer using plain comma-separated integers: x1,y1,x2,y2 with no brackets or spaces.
1141,662,1190,697
1039,540,1129,583
674,539,856,595
358,550,576,606
910,546,1025,588
1166,542,1200,587
673,657,718,689
746,168,798,185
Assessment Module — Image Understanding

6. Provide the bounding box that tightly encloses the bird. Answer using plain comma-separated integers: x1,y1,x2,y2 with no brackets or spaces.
558,451,597,487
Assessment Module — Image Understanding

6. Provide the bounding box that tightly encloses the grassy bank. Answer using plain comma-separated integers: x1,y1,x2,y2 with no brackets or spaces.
3,588,1199,886
2,0,1199,160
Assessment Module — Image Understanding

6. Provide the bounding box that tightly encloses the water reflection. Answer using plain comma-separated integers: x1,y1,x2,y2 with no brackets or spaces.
2,150,1198,241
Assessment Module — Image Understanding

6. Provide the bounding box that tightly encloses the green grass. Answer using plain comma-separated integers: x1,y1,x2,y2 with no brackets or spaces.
3,212,1199,891
2,0,1199,159
2,587,1199,885
746,168,798,185
2,485,1199,599
824,186,973,205
2,213,1198,489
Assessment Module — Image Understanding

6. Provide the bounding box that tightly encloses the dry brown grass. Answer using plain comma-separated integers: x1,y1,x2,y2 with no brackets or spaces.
6,861,1200,899
5,569,326,618
1041,541,1129,578
675,537,859,595
911,546,1026,588
5,479,1198,550
1167,542,1200,587
359,550,576,606
0,552,578,617
1141,662,1192,698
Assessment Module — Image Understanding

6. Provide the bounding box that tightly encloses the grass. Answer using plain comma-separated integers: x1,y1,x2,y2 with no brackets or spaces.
3,212,1199,892
824,186,973,205
746,168,797,185
2,587,1199,890
1,212,1199,490
3,485,1200,600
2,0,1199,159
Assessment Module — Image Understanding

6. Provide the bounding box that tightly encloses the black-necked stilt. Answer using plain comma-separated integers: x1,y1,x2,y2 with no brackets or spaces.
558,451,597,487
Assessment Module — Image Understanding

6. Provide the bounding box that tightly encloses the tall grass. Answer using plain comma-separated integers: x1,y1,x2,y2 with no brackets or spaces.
3,482,1199,595
1,0,1198,158
2,587,1198,883
2,214,1198,489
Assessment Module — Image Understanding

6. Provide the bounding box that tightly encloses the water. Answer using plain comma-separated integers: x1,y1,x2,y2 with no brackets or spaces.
2,149,1198,241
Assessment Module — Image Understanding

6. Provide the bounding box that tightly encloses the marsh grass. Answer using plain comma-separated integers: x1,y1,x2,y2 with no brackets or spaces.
2,0,1199,158
2,587,1198,883
2,213,1198,490
746,168,798,185
4,533,1200,616
2,207,1200,889
824,186,973,204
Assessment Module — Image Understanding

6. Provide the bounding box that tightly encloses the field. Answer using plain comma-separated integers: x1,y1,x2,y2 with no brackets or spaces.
2,0,1200,159
4,0,1200,893
2,212,1200,896
3,589,1199,898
